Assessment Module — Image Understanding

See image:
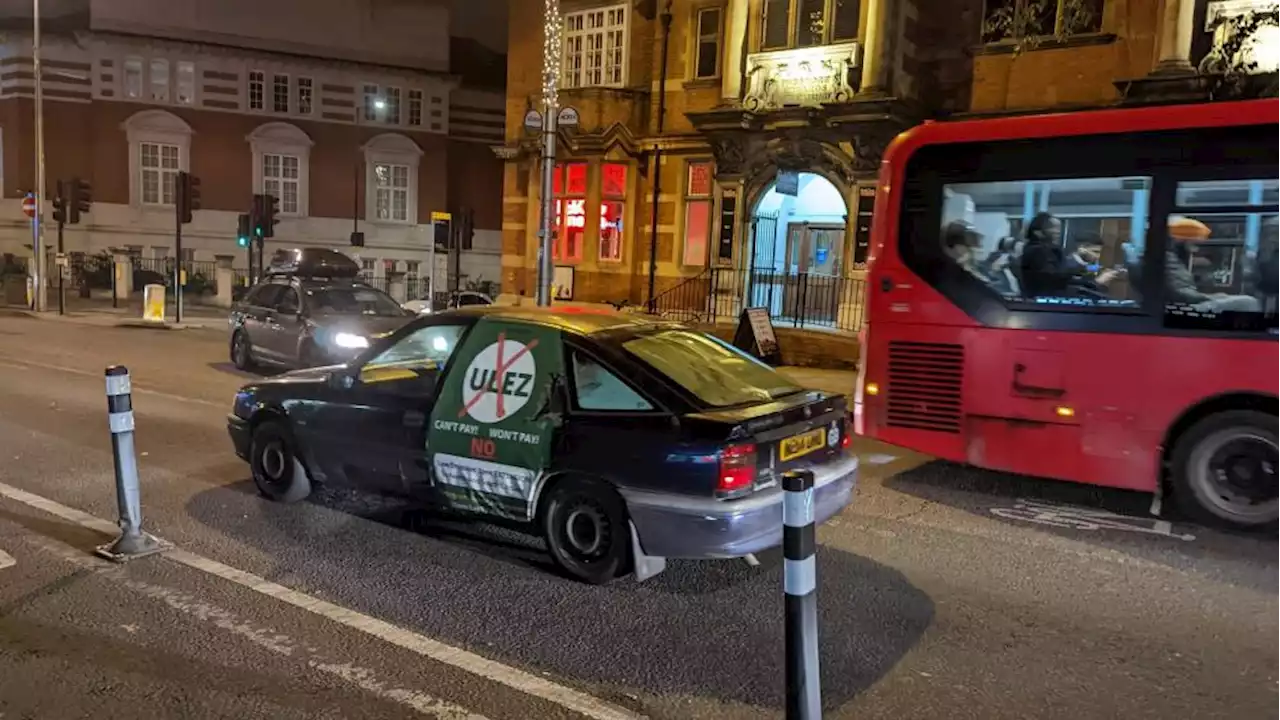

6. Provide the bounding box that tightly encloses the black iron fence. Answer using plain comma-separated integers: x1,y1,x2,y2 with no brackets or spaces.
651,266,869,333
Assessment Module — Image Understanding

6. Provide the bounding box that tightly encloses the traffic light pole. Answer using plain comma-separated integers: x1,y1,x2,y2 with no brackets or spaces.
56,210,64,316
174,208,183,324
31,0,48,313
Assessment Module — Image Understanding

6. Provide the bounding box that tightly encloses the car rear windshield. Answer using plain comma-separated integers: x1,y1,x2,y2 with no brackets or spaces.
621,329,802,408
307,286,404,317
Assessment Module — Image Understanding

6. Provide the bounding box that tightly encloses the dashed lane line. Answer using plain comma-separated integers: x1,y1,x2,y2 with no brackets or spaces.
0,480,645,720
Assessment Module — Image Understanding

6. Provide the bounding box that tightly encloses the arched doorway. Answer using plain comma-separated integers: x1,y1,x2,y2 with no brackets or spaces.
743,172,850,326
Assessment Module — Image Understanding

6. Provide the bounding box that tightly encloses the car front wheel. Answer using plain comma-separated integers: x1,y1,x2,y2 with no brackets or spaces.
231,330,255,371
1171,410,1277,528
542,477,630,584
250,420,312,504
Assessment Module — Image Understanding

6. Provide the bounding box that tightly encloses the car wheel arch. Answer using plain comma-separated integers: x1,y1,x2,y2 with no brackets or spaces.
530,470,629,525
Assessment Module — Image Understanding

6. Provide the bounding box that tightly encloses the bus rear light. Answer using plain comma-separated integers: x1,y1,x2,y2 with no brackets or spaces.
1055,405,1075,418
718,443,758,493
865,382,880,396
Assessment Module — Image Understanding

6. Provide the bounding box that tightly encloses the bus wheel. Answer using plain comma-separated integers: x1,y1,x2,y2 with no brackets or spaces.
1171,410,1278,529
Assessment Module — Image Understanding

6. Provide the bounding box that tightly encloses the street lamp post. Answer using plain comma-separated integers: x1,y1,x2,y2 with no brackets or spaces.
32,0,48,312
536,0,562,307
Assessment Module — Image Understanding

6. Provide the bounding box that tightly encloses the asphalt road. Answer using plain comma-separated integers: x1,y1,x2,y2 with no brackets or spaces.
0,313,1274,720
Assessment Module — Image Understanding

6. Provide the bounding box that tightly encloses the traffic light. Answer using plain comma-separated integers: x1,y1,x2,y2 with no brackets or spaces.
251,193,279,238
52,181,67,224
237,213,251,248
459,207,475,250
177,171,201,224
261,193,278,238
68,177,91,224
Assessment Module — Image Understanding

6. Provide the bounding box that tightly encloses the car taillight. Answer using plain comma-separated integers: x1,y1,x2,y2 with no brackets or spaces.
842,415,852,449
718,443,757,493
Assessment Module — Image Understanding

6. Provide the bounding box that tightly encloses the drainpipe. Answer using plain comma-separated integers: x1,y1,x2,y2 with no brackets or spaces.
646,2,674,311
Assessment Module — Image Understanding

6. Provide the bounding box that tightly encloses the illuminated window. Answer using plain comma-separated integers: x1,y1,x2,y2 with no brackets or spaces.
600,163,627,261
124,57,143,99
562,4,629,89
683,160,715,266
553,163,589,262
149,59,169,102
761,0,859,50
176,62,195,105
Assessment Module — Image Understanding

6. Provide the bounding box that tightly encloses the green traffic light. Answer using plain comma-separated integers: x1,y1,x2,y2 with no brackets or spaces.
237,236,249,248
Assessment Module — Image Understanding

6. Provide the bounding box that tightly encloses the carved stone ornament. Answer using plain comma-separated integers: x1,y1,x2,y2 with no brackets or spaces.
709,136,750,177
850,131,893,173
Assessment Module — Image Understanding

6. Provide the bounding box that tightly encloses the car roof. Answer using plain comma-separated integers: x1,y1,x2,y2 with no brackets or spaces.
437,305,675,336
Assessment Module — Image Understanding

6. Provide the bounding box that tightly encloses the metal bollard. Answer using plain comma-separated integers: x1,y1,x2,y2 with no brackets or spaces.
782,468,821,719
95,365,164,562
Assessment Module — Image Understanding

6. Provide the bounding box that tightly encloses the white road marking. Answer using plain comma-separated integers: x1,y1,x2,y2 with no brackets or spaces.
127,579,487,720
989,499,1196,541
0,549,14,571
0,355,225,408
861,453,899,466
0,480,644,720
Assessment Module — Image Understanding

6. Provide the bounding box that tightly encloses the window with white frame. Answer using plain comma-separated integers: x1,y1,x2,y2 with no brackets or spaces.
140,142,180,205
373,163,410,221
176,61,195,105
249,122,313,218
262,153,301,215
297,77,313,115
363,84,380,121
386,87,402,124
273,74,289,113
124,58,143,99
248,71,265,110
149,59,169,101
561,4,628,89
360,258,376,279
408,90,423,126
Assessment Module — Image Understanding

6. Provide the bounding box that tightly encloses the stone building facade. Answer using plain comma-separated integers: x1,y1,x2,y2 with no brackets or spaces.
0,0,506,292
498,0,973,317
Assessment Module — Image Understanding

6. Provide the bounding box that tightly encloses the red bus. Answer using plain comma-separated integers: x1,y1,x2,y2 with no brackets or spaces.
854,99,1278,529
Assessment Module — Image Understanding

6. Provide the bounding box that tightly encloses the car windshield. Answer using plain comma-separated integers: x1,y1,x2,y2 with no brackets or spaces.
307,286,405,317
621,329,803,408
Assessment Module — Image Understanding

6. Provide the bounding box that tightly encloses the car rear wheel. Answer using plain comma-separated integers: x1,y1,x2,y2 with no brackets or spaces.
231,330,256,371
542,477,630,584
1171,410,1277,528
250,420,312,504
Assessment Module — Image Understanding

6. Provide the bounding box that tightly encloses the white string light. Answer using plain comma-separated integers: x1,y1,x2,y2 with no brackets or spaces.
541,0,562,111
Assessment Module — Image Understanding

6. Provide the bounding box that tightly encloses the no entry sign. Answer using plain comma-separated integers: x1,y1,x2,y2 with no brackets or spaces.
22,193,35,219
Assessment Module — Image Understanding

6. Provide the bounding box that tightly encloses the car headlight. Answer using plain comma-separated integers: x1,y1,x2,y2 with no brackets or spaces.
332,332,369,349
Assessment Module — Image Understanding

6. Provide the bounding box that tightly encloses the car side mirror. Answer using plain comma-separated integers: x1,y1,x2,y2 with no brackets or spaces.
327,368,357,390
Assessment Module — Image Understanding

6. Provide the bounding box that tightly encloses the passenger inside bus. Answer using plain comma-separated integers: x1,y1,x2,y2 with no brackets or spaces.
1018,212,1123,301
1164,215,1261,314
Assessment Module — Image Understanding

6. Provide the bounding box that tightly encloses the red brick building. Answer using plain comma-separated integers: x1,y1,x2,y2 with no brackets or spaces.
0,0,505,289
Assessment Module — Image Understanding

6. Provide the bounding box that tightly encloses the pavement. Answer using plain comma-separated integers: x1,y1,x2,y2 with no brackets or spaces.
2,297,230,330
0,314,1274,719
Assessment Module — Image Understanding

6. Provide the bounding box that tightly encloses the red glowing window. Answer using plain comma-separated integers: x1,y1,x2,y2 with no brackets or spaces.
600,200,624,261
602,163,627,198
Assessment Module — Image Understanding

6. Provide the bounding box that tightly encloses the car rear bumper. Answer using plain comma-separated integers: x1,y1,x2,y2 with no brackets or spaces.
620,452,858,559
227,415,252,460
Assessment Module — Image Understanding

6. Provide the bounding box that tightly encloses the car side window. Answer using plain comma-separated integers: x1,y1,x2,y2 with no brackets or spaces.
570,351,654,412
276,287,300,315
367,324,468,368
246,284,284,309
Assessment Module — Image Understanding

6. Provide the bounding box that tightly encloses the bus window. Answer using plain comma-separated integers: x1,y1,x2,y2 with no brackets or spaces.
1162,178,1279,334
937,176,1150,309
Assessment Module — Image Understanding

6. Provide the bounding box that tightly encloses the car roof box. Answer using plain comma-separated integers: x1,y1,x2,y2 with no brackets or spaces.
266,248,360,279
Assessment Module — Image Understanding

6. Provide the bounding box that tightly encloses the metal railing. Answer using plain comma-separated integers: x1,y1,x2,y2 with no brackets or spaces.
651,266,868,333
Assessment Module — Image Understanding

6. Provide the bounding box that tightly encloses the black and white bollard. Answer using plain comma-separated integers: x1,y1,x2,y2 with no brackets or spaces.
783,468,821,719
96,365,164,562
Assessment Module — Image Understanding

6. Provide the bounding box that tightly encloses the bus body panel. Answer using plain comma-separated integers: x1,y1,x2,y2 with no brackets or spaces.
858,99,1279,497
